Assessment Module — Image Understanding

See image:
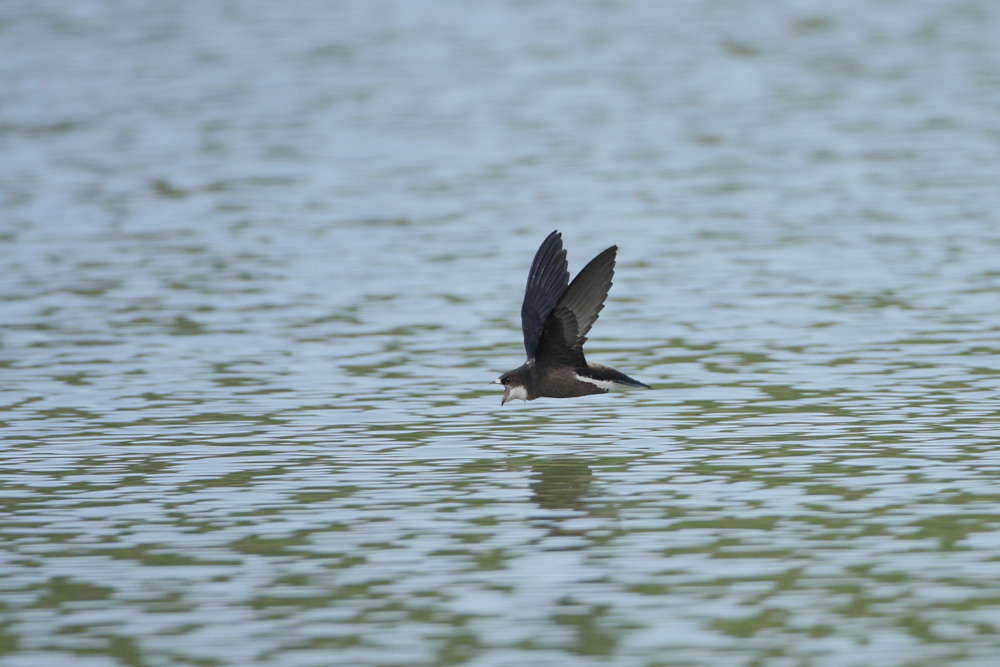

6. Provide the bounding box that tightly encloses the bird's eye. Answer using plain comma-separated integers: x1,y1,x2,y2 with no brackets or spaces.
501,376,510,384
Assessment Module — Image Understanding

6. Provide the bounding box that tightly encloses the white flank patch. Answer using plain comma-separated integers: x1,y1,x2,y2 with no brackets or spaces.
574,374,618,392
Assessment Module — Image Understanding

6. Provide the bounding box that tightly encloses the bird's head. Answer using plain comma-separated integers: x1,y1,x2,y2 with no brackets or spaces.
491,365,530,406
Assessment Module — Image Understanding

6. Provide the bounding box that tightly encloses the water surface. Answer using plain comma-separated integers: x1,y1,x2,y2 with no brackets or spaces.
3,1,1000,665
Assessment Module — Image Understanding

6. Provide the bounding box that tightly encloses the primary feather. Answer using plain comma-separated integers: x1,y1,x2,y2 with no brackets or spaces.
520,230,569,359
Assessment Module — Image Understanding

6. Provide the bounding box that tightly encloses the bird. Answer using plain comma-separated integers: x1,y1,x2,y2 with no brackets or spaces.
492,230,650,405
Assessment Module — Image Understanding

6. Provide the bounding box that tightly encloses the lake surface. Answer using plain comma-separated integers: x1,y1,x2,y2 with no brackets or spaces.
3,1,1000,665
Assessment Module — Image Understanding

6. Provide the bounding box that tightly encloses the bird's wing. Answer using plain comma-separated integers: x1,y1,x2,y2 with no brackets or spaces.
520,230,570,359
534,245,616,367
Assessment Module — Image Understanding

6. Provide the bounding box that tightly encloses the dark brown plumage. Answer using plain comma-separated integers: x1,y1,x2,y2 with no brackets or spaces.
493,231,650,405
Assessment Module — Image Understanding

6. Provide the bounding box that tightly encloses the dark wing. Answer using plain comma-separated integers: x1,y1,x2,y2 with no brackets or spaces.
534,246,616,367
521,230,570,359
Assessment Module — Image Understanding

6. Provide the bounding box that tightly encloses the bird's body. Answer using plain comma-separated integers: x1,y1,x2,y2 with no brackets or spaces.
493,231,650,405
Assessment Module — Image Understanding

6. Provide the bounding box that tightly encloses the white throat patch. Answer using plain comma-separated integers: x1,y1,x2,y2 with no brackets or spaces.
505,385,529,402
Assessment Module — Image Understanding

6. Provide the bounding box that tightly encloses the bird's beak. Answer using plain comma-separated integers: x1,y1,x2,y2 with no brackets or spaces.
491,377,509,405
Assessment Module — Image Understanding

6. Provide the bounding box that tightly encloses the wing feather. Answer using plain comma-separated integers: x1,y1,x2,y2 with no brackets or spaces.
520,230,569,358
534,245,617,365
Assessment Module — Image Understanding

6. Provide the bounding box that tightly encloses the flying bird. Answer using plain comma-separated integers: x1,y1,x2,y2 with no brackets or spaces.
492,230,650,405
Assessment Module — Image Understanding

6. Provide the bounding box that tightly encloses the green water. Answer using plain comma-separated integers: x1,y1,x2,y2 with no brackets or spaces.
3,1,1000,665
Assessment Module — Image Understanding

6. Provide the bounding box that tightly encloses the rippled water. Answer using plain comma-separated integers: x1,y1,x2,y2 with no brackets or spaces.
3,1,1000,665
